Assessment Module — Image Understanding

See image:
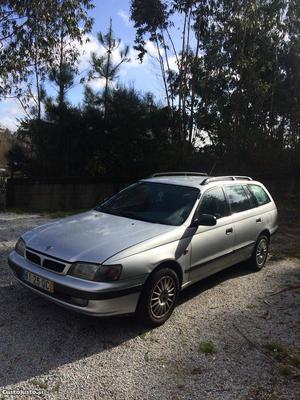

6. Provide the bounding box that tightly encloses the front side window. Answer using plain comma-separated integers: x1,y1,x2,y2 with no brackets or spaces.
224,185,252,213
248,184,271,206
95,182,199,226
197,187,229,219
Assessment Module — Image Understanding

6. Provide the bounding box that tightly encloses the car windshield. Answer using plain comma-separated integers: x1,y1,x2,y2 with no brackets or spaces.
95,182,199,226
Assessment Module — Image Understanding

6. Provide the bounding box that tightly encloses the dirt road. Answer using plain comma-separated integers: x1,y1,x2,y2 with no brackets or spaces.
0,212,299,400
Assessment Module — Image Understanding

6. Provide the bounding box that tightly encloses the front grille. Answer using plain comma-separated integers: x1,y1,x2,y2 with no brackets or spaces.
26,249,66,273
26,250,41,265
43,259,65,273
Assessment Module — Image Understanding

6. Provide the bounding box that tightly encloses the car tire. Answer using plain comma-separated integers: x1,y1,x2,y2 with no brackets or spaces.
249,234,270,271
136,268,180,327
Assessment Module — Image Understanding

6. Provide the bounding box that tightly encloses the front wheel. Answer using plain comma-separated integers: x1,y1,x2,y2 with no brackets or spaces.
249,234,269,271
136,268,179,327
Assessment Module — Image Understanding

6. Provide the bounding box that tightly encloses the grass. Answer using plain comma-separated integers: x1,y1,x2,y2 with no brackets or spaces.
265,341,300,377
278,365,294,377
51,382,61,393
177,383,185,389
264,342,288,360
289,353,300,369
139,332,147,340
30,378,48,389
269,252,286,262
197,341,217,354
191,367,204,375
5,207,88,218
4,207,32,214
144,351,150,362
246,303,257,309
40,209,88,218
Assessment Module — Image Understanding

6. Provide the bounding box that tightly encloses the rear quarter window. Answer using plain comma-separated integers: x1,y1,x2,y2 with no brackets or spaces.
248,184,271,206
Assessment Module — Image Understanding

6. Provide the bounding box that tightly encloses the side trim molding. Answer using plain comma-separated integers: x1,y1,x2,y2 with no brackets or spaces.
184,242,255,273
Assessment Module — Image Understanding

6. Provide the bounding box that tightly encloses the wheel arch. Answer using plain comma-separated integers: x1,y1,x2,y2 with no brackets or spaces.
148,259,183,288
258,229,271,241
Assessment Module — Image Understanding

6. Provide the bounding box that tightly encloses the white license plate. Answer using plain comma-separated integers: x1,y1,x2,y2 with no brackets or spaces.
23,271,54,293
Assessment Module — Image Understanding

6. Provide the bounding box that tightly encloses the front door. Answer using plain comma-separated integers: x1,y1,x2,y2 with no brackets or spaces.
188,187,235,283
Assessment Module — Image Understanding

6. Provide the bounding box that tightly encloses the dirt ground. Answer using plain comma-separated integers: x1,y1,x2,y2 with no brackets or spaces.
271,197,300,259
0,205,299,400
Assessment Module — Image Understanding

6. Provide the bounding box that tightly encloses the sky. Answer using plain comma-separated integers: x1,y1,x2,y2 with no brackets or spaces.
0,0,181,131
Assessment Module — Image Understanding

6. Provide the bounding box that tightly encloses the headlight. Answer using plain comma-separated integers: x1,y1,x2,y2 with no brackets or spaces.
15,238,26,257
68,263,122,282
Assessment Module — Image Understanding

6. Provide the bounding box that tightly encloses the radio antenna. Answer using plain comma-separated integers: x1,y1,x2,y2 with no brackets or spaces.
209,161,217,176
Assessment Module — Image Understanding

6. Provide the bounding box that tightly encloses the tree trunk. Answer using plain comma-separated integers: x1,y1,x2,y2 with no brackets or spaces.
188,19,201,145
58,30,65,109
104,18,113,119
178,10,188,142
182,7,192,143
161,28,174,109
33,39,41,121
155,34,170,108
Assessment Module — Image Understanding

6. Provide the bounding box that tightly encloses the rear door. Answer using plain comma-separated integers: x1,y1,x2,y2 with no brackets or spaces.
223,184,259,263
188,187,235,282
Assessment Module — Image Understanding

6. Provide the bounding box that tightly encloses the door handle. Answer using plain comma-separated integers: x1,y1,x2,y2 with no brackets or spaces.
226,227,233,235
256,218,262,223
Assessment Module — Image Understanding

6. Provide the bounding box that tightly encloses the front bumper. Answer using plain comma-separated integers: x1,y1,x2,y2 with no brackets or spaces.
8,251,143,316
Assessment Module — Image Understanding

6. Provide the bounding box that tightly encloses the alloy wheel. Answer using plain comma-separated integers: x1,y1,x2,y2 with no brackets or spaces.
150,276,176,319
256,238,268,266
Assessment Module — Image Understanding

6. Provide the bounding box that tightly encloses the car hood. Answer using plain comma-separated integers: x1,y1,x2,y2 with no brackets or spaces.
22,210,175,263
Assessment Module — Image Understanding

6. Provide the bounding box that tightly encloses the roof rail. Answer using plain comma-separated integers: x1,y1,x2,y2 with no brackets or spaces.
201,175,253,185
151,172,207,178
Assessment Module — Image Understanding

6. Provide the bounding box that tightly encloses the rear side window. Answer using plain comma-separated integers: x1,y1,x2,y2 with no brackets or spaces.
224,185,252,213
243,185,257,208
248,184,271,206
197,187,229,219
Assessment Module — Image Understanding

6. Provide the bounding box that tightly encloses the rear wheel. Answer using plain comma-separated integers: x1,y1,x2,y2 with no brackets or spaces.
136,268,179,327
249,234,269,271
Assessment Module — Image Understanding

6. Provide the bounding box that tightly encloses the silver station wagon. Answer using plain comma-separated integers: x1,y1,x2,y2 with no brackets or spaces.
8,173,278,326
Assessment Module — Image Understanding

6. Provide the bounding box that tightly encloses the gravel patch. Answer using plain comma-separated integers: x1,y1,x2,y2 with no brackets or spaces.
0,212,299,400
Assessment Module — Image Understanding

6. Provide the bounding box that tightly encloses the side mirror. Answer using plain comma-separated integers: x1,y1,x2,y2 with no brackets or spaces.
191,214,217,227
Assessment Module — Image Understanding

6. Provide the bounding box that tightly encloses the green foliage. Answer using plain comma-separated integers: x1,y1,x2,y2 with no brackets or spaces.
129,0,300,176
265,342,300,375
48,63,76,108
289,353,300,369
197,341,217,354
246,304,257,309
131,0,169,62
278,365,294,377
3,2,300,180
193,0,300,175
89,19,130,117
30,378,48,389
0,0,93,111
264,342,288,360
41,209,88,219
16,86,189,178
144,351,150,361
6,143,27,178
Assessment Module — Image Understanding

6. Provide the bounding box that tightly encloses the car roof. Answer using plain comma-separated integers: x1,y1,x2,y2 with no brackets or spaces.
143,174,260,189
143,175,208,188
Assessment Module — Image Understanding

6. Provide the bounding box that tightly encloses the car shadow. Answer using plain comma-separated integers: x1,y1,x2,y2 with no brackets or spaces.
0,280,149,388
0,261,253,388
